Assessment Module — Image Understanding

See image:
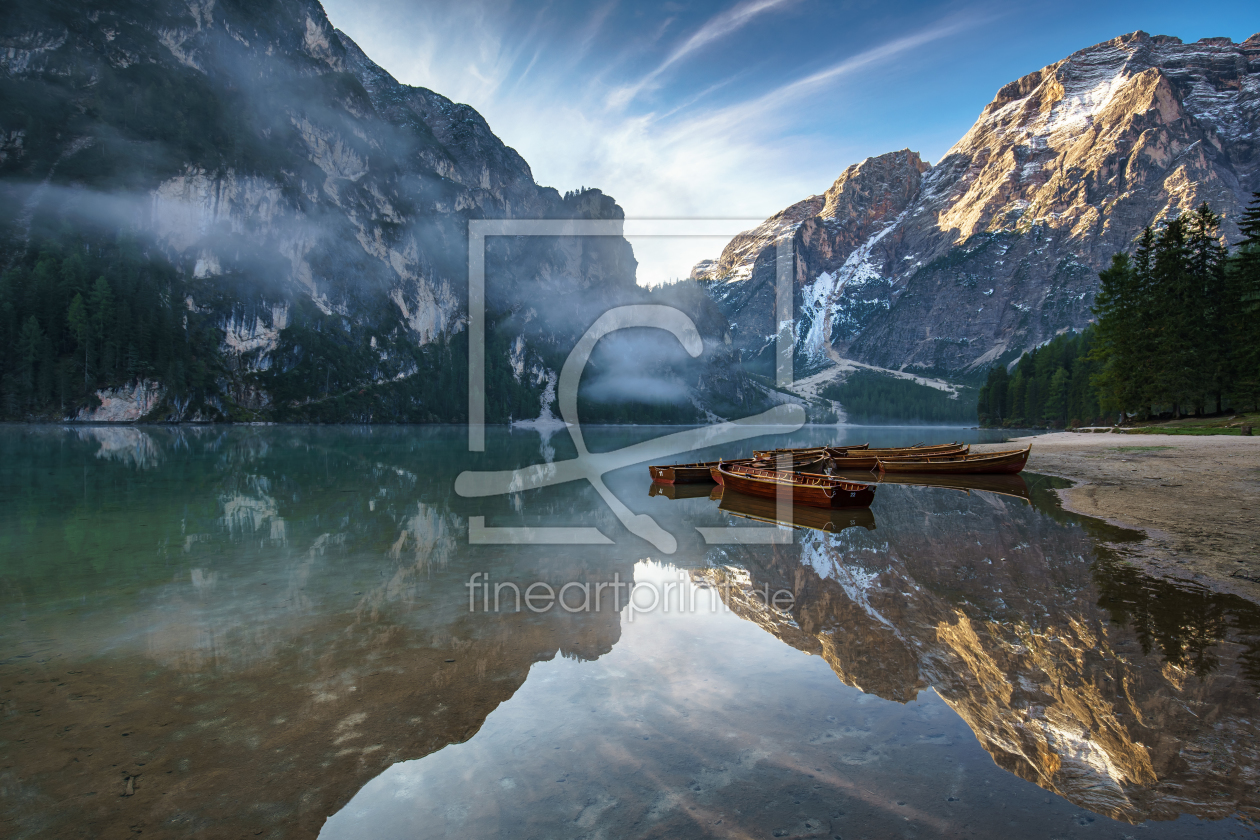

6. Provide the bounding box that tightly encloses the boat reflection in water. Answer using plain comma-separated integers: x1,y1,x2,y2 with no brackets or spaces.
715,485,878,533
852,470,1032,504
647,480,719,500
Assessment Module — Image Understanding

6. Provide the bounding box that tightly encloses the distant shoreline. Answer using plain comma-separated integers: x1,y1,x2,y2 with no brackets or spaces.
5,421,1019,429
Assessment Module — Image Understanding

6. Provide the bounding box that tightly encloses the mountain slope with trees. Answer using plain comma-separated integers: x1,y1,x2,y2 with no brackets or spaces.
699,32,1260,383
0,0,759,423
979,197,1260,427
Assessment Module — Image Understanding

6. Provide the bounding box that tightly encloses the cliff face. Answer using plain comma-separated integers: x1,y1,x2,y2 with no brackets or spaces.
699,485,1260,824
699,32,1260,378
0,0,753,422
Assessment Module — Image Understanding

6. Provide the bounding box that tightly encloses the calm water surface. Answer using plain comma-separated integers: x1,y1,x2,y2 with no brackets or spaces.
2,425,1258,839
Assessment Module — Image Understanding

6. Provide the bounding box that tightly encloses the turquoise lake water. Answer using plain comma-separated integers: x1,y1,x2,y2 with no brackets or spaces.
2,424,1257,839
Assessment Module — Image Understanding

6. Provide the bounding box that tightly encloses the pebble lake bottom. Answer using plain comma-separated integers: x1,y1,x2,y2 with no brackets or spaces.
2,424,1257,839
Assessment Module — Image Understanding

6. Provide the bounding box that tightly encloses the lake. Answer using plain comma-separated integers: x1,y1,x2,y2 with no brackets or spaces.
2,424,1258,839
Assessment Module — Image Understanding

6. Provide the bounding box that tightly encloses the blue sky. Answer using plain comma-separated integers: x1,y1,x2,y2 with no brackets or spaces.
322,0,1259,285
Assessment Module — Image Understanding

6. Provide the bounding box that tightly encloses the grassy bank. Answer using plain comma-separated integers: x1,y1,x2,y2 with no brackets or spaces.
1101,412,1258,436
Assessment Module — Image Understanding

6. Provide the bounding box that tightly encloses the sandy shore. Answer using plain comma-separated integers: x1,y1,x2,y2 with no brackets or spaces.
972,433,1260,603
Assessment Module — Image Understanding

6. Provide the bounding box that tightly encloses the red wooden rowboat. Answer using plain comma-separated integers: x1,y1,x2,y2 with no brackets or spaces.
754,442,967,468
709,455,832,484
753,441,960,459
715,463,875,509
648,458,752,484
820,444,970,471
649,452,826,484
876,446,1031,475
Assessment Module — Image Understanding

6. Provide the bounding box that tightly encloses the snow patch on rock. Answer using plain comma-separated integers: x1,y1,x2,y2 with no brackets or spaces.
799,212,906,364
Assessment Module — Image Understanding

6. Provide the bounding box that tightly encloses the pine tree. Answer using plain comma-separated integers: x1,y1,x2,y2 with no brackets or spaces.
1186,204,1229,413
1091,252,1144,415
1131,227,1159,414
1007,370,1026,424
991,199,1260,428
1239,191,1260,242
17,315,44,407
1149,218,1199,415
978,365,1008,424
1228,192,1260,408
1045,367,1070,425
66,293,89,388
89,277,115,383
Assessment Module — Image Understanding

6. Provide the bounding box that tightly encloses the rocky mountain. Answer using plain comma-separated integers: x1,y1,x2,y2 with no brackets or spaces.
0,0,758,423
697,31,1260,385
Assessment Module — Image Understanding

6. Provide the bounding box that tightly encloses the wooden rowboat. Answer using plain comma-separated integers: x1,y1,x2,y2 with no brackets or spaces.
648,458,752,484
864,442,965,454
753,441,963,460
828,471,1031,503
716,487,877,533
876,446,1031,475
648,481,719,500
710,454,835,485
649,452,824,484
822,444,970,471
716,463,875,509
751,443,870,458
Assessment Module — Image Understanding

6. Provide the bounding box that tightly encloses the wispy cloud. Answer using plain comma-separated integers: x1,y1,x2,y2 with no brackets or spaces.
665,15,982,140
572,0,619,64
658,0,796,75
606,0,798,110
324,0,994,285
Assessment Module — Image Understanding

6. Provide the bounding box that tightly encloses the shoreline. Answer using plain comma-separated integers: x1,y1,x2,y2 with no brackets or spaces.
981,433,1260,604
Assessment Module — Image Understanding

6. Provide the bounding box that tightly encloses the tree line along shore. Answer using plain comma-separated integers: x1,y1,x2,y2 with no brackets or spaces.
3,196,1257,428
979,197,1260,430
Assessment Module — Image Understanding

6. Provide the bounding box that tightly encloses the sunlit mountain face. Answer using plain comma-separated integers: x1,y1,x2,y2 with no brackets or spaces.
3,425,1257,838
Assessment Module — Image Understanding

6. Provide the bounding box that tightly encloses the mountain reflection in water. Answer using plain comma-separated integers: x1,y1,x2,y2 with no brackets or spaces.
1,425,1257,840
698,473,1260,824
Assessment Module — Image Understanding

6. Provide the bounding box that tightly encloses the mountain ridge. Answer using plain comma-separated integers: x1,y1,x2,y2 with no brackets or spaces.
697,30,1260,387
0,0,757,423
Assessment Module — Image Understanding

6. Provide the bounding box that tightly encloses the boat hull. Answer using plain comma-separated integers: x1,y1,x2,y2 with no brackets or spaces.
717,464,875,509
823,445,970,471
648,458,752,484
648,481,718,500
649,454,819,484
757,444,969,469
649,465,716,484
753,442,960,460
877,446,1030,475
